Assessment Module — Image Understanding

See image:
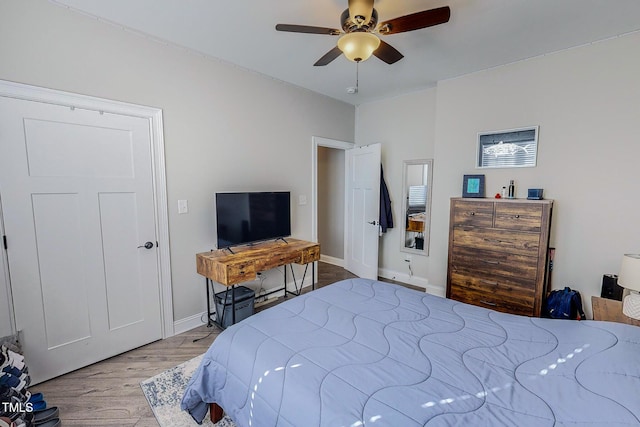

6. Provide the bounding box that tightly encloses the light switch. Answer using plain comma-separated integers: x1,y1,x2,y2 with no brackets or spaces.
178,199,188,214
298,195,307,206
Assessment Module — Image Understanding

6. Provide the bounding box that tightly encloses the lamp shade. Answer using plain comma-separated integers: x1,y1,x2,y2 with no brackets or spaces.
337,32,380,62
618,254,640,292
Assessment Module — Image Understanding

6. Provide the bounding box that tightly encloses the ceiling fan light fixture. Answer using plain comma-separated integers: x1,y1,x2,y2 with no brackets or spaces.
337,32,380,62
348,0,373,25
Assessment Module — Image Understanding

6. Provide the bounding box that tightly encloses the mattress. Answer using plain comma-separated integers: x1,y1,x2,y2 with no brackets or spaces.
181,278,640,426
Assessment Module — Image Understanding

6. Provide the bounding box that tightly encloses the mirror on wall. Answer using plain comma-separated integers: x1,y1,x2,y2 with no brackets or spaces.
401,159,433,256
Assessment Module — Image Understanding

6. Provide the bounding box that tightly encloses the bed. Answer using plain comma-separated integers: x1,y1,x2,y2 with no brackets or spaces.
181,278,640,426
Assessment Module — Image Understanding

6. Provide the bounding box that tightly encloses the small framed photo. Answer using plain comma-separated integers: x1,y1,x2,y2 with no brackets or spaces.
462,174,485,198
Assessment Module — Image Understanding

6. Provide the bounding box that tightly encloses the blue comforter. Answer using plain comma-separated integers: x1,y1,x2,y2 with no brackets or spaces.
182,278,640,426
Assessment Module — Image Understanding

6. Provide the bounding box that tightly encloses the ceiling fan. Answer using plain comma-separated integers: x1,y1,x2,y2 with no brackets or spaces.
275,0,450,66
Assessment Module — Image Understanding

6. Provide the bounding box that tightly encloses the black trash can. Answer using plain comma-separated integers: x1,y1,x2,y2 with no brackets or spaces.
215,286,255,328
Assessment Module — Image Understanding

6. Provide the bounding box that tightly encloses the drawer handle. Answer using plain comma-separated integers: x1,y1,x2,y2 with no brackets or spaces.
483,238,502,244
514,215,520,219
482,260,500,265
480,300,497,306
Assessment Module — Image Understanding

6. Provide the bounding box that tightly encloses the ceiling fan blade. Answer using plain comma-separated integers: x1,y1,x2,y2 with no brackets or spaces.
378,6,451,35
373,40,404,64
275,24,341,35
314,46,343,66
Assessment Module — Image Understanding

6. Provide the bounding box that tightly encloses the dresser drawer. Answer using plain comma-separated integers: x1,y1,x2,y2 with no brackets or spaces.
449,271,535,301
226,262,256,285
278,251,303,265
451,200,494,227
452,227,541,256
449,284,535,316
299,245,320,264
494,203,543,232
450,246,539,281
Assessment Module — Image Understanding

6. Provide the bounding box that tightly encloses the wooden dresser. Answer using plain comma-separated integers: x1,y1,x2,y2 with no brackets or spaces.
446,198,553,317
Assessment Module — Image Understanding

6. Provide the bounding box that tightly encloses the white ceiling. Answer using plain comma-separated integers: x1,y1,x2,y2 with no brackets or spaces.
51,0,640,105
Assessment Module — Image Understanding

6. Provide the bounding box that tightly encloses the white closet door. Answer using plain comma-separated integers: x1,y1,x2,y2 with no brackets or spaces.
0,96,162,383
0,198,14,337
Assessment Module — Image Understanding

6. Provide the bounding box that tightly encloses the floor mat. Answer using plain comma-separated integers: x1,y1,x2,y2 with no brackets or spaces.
140,355,235,427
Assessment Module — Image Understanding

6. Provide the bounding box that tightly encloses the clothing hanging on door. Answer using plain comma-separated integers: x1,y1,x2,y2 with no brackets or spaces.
379,164,393,233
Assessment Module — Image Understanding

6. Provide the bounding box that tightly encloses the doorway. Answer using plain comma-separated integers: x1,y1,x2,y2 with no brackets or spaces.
317,146,346,265
312,137,381,280
312,137,353,268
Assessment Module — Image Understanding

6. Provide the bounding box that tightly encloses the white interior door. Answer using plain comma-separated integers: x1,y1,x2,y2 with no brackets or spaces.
344,143,381,279
0,198,15,337
0,96,162,384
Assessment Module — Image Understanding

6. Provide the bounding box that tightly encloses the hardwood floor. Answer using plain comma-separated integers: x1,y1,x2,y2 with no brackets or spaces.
33,325,219,426
30,262,407,426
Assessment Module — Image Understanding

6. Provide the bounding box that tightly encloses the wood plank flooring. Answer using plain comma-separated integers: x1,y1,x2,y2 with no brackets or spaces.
32,325,219,426
31,262,409,426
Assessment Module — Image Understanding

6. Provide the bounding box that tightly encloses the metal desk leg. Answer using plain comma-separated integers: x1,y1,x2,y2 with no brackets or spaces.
231,285,236,325
284,265,288,298
206,278,213,327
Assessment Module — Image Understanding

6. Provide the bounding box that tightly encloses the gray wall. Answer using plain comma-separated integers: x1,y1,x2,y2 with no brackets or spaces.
0,0,355,325
4,0,637,324
356,88,438,287
358,31,640,317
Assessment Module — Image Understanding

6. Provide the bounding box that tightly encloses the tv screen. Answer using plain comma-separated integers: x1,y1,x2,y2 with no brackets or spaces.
215,191,291,249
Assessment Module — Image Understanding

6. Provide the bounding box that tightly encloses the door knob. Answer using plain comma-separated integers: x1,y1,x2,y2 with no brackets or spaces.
138,241,154,249
368,220,379,225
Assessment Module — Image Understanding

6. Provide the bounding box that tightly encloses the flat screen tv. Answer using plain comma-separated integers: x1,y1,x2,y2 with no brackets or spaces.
215,191,291,249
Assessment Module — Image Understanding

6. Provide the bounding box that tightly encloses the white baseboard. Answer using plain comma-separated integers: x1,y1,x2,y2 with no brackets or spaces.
173,311,208,335
320,254,344,267
173,279,315,334
253,286,285,307
319,258,447,296
377,267,446,297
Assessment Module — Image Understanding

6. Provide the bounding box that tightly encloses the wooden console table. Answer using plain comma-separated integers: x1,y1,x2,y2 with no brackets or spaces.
196,238,320,327
406,216,425,232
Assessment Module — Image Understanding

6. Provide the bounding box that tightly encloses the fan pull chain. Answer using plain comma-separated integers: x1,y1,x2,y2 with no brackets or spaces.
346,61,360,95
